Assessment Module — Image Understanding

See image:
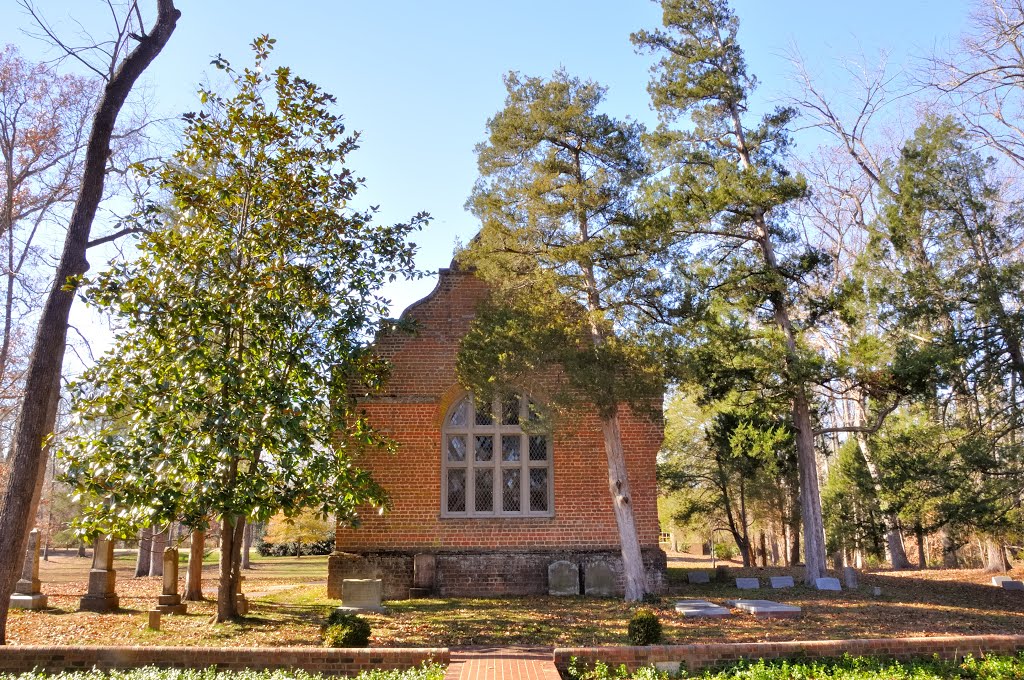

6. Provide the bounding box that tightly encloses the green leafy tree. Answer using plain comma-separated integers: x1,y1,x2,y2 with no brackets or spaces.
60,37,426,621
263,510,334,556
457,70,664,600
632,0,844,581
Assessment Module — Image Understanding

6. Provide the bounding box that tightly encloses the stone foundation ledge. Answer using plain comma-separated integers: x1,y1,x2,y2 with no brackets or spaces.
0,645,449,676
555,635,1024,673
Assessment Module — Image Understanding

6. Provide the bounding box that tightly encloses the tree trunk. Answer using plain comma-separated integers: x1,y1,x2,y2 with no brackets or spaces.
241,521,252,569
0,1,179,645
759,531,768,567
914,523,927,569
600,410,647,601
854,429,913,569
184,528,205,601
788,489,801,566
769,530,780,566
985,539,1011,573
135,527,153,577
216,515,245,621
731,531,751,567
150,529,167,577
77,540,86,558
940,527,959,568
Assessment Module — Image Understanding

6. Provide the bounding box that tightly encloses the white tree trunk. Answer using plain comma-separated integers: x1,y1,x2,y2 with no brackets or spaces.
150,529,167,577
599,410,647,601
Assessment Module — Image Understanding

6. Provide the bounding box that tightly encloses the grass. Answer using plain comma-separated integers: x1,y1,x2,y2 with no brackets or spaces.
566,654,1024,680
7,552,1024,648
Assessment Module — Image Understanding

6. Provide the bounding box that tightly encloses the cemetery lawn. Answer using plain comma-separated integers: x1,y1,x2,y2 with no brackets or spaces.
7,555,1024,647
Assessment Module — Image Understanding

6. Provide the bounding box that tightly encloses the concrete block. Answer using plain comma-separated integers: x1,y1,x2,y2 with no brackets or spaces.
814,577,842,591
674,599,730,617
1001,580,1024,591
338,578,385,612
9,593,47,610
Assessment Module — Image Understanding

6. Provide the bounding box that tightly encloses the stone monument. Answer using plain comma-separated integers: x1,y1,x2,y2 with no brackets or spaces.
842,566,859,590
155,547,186,614
548,560,580,596
584,561,616,597
80,537,119,612
9,528,47,610
409,553,436,598
235,575,248,615
336,578,385,612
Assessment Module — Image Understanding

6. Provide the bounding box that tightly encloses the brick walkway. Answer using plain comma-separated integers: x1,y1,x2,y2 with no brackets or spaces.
444,648,560,680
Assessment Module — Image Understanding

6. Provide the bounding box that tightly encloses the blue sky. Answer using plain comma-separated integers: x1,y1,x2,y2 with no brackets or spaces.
0,0,969,358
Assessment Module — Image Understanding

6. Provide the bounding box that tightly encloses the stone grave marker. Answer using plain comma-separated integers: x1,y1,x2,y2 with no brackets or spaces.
727,599,802,618
235,576,248,615
687,571,711,584
155,547,186,614
992,575,1013,586
675,599,730,617
548,560,580,596
147,610,161,631
584,561,616,597
843,566,859,590
814,577,842,591
80,537,119,612
735,577,760,589
336,578,385,613
410,553,436,598
9,528,47,610
769,576,794,589
1001,580,1024,591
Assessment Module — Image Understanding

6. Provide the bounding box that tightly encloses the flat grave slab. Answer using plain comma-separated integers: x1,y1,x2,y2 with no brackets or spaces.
687,571,711,584
675,599,731,617
992,575,1013,586
727,599,802,618
1001,580,1024,591
814,577,842,591
769,576,794,589
735,577,760,589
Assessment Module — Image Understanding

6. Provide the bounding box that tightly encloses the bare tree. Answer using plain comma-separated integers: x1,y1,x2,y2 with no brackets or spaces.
929,0,1024,169
0,0,179,644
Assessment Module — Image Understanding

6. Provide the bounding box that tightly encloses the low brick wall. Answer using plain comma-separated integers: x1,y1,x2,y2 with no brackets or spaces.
555,635,1024,673
0,646,448,676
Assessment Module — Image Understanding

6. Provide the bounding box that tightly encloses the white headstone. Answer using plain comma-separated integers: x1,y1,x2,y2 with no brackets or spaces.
687,571,711,584
674,600,730,617
814,577,842,591
735,577,760,589
769,576,794,588
727,599,802,618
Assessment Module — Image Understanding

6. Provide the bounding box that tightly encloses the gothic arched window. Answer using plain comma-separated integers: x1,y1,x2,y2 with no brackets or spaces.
441,392,553,517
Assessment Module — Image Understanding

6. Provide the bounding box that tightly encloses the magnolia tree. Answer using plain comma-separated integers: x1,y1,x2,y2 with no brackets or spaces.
61,38,427,622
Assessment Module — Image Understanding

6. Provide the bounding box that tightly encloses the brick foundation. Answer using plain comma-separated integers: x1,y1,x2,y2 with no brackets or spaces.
555,635,1024,673
328,548,667,599
0,645,448,676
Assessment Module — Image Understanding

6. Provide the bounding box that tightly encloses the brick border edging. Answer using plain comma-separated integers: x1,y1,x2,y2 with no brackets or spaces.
0,646,449,676
555,635,1024,673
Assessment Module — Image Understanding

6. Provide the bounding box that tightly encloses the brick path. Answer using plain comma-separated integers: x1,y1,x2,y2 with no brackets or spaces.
445,648,560,680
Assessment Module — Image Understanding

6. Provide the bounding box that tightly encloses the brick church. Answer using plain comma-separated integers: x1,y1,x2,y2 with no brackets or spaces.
326,264,666,599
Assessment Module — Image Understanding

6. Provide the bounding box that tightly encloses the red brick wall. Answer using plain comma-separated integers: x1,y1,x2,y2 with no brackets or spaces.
336,267,663,553
0,646,447,676
555,635,1024,674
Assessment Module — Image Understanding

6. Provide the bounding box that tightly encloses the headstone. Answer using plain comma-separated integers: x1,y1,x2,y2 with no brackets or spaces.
872,586,882,596
727,599,802,618
814,577,842,591
336,578,385,613
235,575,248,615
843,566,859,590
992,575,1013,586
584,561,616,597
687,571,711,584
769,576,794,589
147,610,161,631
674,600,730,617
411,553,436,598
10,528,47,610
1001,580,1024,591
735,577,760,590
80,537,119,612
155,547,186,614
548,560,580,596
